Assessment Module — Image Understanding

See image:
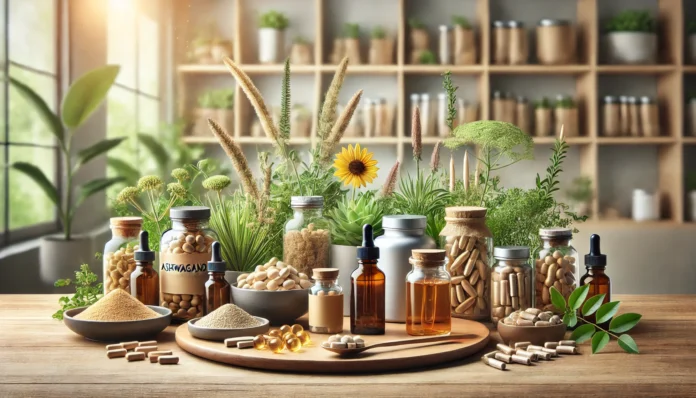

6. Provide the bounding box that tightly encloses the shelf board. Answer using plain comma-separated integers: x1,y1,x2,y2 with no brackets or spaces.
683,65,696,73
489,65,590,75
596,65,676,74
596,137,677,145
182,136,312,145
320,64,399,75
402,65,483,75
178,64,316,75
340,137,400,144
421,136,446,144
683,137,696,144
581,219,690,228
533,136,593,145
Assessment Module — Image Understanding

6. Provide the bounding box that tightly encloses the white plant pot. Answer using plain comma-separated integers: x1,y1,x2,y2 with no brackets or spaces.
689,191,696,222
632,189,659,222
689,34,696,64
606,32,657,64
258,28,284,64
330,244,357,316
39,235,94,287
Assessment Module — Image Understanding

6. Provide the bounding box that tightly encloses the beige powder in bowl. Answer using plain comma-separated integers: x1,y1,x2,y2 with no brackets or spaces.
196,304,262,329
74,289,160,321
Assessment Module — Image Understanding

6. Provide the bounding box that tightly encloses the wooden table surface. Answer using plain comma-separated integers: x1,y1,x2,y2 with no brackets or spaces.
1,295,694,397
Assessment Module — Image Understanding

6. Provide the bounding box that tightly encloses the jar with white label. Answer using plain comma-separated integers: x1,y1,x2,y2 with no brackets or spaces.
160,206,217,322
309,268,344,334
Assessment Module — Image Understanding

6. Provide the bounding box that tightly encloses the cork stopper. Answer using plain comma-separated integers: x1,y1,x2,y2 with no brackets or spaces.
445,206,487,219
410,249,447,267
109,217,143,227
312,268,339,280
440,206,492,238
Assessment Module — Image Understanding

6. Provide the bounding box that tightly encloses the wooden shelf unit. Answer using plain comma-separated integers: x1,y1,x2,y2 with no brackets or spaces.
173,0,694,223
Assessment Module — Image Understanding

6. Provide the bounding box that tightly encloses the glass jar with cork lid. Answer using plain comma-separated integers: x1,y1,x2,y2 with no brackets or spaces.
535,228,578,311
159,206,217,322
283,196,332,276
309,268,344,334
103,217,142,295
406,249,452,336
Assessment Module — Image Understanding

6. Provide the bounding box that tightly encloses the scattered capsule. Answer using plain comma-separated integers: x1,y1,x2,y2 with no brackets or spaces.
268,337,285,353
286,337,302,352
296,330,311,346
253,335,267,350
280,325,292,335
291,324,304,334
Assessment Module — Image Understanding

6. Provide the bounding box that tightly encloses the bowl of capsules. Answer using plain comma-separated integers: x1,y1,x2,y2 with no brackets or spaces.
497,308,567,346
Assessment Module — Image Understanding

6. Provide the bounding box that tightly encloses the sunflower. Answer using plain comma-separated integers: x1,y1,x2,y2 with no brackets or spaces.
333,144,379,188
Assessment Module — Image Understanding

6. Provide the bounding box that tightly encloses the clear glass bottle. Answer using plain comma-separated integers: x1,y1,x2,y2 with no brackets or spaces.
350,224,385,335
309,268,344,334
103,217,142,295
535,228,578,311
439,206,493,321
406,249,452,336
130,231,159,306
283,196,331,276
160,206,218,322
491,246,532,324
205,242,231,315
580,234,611,326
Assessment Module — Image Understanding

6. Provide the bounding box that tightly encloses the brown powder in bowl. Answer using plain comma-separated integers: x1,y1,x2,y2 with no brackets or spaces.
75,289,160,321
196,304,262,329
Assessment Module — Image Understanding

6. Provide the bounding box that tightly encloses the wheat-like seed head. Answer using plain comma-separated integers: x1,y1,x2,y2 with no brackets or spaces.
207,118,260,201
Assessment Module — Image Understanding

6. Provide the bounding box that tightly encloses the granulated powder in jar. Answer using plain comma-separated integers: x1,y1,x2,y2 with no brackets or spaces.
196,304,262,329
75,289,159,321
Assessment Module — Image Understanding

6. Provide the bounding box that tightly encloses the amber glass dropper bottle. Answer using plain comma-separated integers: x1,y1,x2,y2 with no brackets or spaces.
130,231,159,305
205,242,231,315
350,224,386,335
580,234,611,326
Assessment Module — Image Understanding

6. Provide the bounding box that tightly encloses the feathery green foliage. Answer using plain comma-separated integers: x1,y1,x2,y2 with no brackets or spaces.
442,71,458,134
418,50,437,64
537,137,569,201
279,58,291,140
329,191,386,246
606,10,655,33
390,171,451,243
53,263,103,320
259,11,289,30
409,17,425,30
452,16,471,29
372,26,386,39
535,97,552,109
344,23,360,39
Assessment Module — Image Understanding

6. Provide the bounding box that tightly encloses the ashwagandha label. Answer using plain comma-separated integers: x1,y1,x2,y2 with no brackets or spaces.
159,252,210,295
160,262,207,273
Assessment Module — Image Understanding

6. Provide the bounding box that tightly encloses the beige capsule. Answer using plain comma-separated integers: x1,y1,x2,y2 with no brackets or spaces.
481,356,506,370
461,279,477,298
511,354,531,365
158,355,180,365
450,286,459,307
556,345,577,355
545,264,557,287
253,281,267,290
283,279,296,289
451,275,464,285
515,349,538,361
107,349,127,359
515,319,533,326
191,295,200,306
508,274,518,297
544,342,559,349
173,247,183,254
469,269,480,285
504,306,513,316
182,294,192,301
197,244,207,253
492,281,500,307
476,279,484,297
496,343,515,355
559,340,577,347
463,249,479,277
455,285,466,303
105,343,123,351
475,259,488,281
491,305,505,318
455,296,476,314
126,352,146,362
254,271,268,281
535,320,551,326
500,280,511,306
476,296,486,310
195,234,205,245
494,352,512,363
182,243,194,253
514,341,531,349
185,235,195,245
458,236,468,250
266,279,279,291
450,251,470,274
149,350,173,363
538,312,552,321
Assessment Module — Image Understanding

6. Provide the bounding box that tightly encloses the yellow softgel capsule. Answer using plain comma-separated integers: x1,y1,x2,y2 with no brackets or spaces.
291,324,304,334
282,332,296,343
279,324,292,335
253,335,267,350
296,330,311,346
269,329,283,339
268,337,285,354
287,337,302,352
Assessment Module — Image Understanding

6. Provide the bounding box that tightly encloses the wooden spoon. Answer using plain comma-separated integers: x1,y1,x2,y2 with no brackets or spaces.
321,334,472,357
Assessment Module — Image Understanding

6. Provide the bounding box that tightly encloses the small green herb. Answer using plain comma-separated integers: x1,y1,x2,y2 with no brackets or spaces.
294,36,308,45
198,89,234,109
555,96,576,109
52,264,103,320
442,71,458,134
566,176,593,203
452,15,471,29
372,26,386,39
418,50,437,64
535,97,552,109
408,17,425,30
259,11,289,30
606,10,655,33
344,23,360,39
556,284,643,354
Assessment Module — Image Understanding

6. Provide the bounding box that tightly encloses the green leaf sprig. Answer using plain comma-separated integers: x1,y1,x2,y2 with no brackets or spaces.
442,71,458,134
52,264,103,321
553,284,642,354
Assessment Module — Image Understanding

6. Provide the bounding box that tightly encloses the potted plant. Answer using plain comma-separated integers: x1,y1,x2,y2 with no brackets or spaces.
566,176,593,217
210,37,233,62
290,36,313,65
554,96,579,137
192,33,213,64
688,21,696,64
9,65,125,285
409,17,429,64
534,97,553,137
452,15,476,65
418,50,437,65
290,104,312,138
258,10,289,64
193,89,234,136
605,10,657,64
368,26,394,65
343,23,362,64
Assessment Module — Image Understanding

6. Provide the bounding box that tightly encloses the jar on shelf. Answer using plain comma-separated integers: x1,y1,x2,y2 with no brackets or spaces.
437,93,449,137
458,99,478,125
491,246,532,324
640,96,659,137
619,95,630,136
534,98,553,137
690,97,696,137
438,25,452,65
492,90,504,122
406,249,452,336
103,217,142,295
420,93,434,137
535,228,578,311
309,268,344,334
516,96,530,133
492,20,509,65
363,98,374,138
554,95,579,137
603,95,621,137
508,20,528,65
536,19,576,65
628,96,641,137
160,206,217,322
284,196,331,276
440,206,492,321
503,92,516,124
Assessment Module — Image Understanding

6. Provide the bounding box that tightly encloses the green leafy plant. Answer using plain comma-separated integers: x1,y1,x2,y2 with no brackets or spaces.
556,96,576,109
409,17,426,30
606,10,656,33
372,26,387,39
452,16,471,29
329,191,386,246
688,21,696,35
198,89,234,109
344,23,360,39
294,36,309,45
259,10,289,30
442,71,458,133
566,176,593,203
9,65,125,240
535,97,552,109
52,263,103,320
391,172,450,243
419,50,437,64
553,284,642,354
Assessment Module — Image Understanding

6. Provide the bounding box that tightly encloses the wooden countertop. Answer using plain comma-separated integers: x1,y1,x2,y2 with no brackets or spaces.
1,295,694,397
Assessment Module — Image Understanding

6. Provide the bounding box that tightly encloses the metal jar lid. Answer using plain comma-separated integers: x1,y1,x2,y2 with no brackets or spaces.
539,227,573,239
170,206,211,220
421,93,431,100
507,20,524,28
383,215,427,230
438,93,447,100
410,93,420,102
628,96,639,104
619,95,628,103
493,20,507,28
291,196,324,209
604,95,618,104
517,95,528,103
538,19,571,27
439,25,451,31
640,96,654,104
492,90,503,99
493,246,530,260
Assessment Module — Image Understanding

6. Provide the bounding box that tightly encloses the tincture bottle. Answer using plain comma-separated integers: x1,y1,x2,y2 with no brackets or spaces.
580,234,611,326
350,224,386,335
130,231,159,306
205,241,231,315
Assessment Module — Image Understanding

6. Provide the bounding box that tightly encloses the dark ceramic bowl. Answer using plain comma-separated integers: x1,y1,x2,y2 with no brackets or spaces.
497,320,567,346
63,306,172,342
187,316,270,341
231,284,309,325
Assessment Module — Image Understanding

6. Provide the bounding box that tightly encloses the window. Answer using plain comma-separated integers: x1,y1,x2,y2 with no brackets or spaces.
1,0,60,244
106,0,163,184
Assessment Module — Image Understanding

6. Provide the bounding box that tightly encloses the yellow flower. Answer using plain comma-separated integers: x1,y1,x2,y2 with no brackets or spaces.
333,144,379,188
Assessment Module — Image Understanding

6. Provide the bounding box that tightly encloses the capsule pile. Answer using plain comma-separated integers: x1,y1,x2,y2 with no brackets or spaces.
481,340,578,371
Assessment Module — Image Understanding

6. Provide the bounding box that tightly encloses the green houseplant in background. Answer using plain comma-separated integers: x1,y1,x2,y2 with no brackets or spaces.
258,10,289,64
369,26,394,65
566,176,593,217
605,10,657,64
688,20,696,64
343,23,362,64
193,89,234,137
8,65,125,284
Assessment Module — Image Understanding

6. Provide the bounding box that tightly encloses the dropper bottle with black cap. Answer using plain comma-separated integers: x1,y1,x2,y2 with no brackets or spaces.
580,234,611,325
204,242,231,315
130,231,159,306
350,224,386,335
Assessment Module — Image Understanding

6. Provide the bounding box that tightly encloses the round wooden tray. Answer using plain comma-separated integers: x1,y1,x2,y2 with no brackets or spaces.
176,317,490,373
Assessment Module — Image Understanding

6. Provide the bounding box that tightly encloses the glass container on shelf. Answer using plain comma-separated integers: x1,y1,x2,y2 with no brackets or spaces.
603,95,620,137
309,268,344,334
535,228,578,311
103,217,142,295
160,206,217,322
205,242,231,315
491,246,532,324
406,249,452,336
440,206,493,321
130,231,159,306
283,196,331,276
536,19,576,65
508,20,528,65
